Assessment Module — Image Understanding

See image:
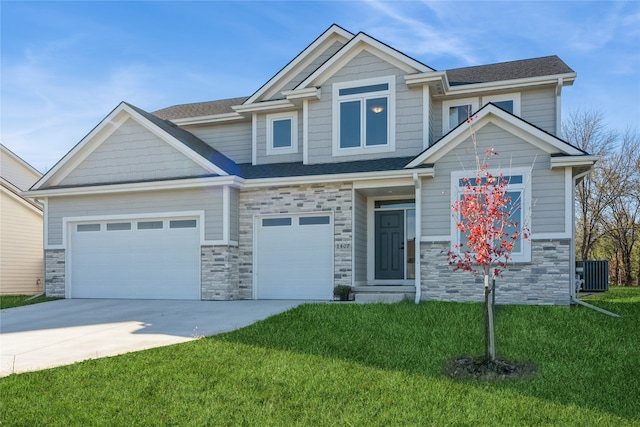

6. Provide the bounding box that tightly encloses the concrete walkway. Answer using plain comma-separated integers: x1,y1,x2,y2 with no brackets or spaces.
0,299,306,377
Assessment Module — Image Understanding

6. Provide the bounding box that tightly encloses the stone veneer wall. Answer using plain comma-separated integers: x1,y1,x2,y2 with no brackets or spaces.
201,245,239,300
238,183,353,297
420,239,571,305
44,249,66,297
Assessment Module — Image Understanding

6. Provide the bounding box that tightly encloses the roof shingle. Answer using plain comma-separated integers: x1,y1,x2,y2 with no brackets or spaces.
446,55,574,86
152,96,250,121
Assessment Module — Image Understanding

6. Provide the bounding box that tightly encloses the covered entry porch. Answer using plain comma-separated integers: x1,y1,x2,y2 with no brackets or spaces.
352,177,424,303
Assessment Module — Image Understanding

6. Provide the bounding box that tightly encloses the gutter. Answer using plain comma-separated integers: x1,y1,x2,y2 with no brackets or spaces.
570,170,620,318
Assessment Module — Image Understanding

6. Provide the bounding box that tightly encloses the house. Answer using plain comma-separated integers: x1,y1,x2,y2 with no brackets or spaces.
23,25,597,304
1,144,43,294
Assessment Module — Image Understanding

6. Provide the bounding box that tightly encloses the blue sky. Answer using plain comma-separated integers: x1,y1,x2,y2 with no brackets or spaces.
2,1,639,173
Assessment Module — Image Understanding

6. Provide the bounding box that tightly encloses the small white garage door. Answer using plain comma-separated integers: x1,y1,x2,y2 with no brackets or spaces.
70,218,200,300
256,214,333,300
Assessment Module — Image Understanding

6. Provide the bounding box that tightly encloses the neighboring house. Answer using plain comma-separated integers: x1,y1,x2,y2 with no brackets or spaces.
24,25,597,304
1,144,43,294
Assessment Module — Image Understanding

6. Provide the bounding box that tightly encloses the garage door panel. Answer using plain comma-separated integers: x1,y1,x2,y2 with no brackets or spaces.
256,215,333,300
70,218,200,300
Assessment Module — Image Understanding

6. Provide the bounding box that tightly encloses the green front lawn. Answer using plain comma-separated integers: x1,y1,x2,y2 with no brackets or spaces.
0,294,58,309
1,288,639,426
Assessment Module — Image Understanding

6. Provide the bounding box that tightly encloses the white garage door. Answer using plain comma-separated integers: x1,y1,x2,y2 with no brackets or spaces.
256,214,333,300
70,218,200,300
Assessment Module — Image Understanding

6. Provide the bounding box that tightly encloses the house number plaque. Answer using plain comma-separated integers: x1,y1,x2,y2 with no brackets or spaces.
336,243,351,250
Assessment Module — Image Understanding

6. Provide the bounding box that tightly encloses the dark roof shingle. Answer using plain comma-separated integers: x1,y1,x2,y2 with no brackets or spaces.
152,96,250,120
446,55,574,86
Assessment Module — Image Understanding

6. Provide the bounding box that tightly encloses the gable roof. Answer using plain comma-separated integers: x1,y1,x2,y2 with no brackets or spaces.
446,55,575,86
243,24,354,105
32,102,239,190
405,103,595,169
293,30,434,90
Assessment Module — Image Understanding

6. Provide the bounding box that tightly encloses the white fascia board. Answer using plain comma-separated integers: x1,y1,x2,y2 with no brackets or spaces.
245,25,354,104
439,73,577,97
550,156,599,168
404,71,448,88
406,105,584,168
297,34,433,89
2,184,43,214
32,103,130,190
0,144,42,179
243,168,433,189
22,175,244,198
282,87,321,101
171,112,246,126
122,105,227,176
232,99,295,114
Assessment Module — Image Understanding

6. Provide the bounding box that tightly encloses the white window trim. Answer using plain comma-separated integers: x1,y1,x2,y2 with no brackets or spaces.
481,93,521,115
332,75,396,157
442,97,479,135
266,111,298,156
450,167,532,263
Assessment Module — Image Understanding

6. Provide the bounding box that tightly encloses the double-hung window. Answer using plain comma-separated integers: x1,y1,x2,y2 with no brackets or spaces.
333,76,395,156
266,112,298,155
451,168,531,263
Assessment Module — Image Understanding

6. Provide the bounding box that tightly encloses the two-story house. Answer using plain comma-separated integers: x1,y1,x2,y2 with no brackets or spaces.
24,25,597,304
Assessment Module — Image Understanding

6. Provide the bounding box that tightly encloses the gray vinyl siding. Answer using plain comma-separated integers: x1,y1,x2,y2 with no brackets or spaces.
353,190,367,282
422,123,566,237
47,187,224,245
268,40,346,100
229,187,239,242
184,121,252,164
255,111,303,165
520,88,556,135
307,50,424,164
430,88,558,143
59,119,211,187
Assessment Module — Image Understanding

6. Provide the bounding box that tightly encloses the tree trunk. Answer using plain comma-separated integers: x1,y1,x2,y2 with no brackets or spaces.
484,273,496,361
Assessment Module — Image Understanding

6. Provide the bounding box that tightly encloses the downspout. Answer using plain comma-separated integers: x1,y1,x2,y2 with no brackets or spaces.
414,172,422,304
570,170,620,318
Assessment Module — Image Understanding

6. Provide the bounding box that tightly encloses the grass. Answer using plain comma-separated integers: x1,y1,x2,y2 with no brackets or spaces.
1,287,639,426
0,294,59,309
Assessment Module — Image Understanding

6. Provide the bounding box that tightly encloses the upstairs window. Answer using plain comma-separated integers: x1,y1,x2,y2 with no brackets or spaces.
266,112,298,155
482,93,521,116
333,76,395,156
442,98,479,134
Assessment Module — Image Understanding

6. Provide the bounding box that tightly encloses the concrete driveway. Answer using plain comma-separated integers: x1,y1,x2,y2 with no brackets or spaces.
0,299,306,377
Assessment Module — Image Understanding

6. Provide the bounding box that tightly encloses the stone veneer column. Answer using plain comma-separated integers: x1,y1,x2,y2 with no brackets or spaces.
238,183,353,297
201,245,239,300
44,249,66,298
419,240,571,305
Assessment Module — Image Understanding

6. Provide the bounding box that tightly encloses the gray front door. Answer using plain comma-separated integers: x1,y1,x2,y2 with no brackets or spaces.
375,210,404,280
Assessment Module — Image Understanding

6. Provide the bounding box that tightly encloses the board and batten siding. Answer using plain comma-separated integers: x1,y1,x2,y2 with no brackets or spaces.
59,118,212,187
0,191,43,294
46,187,225,246
307,50,424,164
184,121,252,165
421,123,566,237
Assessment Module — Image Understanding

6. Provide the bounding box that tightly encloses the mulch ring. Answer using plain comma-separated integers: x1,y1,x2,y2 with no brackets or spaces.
444,356,537,380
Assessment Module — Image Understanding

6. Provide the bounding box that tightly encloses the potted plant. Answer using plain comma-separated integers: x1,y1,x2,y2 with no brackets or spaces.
333,285,354,301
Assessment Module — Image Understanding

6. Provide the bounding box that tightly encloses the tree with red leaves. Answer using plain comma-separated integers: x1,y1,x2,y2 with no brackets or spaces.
448,117,529,362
